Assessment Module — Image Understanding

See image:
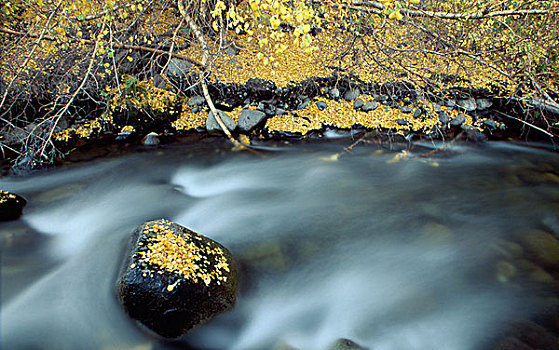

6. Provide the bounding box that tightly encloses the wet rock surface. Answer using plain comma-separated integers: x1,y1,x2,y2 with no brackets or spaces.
117,219,238,338
329,338,367,350
0,190,27,221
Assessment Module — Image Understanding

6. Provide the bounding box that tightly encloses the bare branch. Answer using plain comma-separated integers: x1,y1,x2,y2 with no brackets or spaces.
0,27,203,68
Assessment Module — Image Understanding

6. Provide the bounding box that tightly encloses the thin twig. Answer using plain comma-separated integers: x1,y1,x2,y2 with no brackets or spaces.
160,18,185,75
352,1,554,19
495,110,557,138
0,0,64,111
35,17,108,161
0,27,203,68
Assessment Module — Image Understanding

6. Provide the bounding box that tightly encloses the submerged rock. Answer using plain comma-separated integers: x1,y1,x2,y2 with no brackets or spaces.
117,219,238,338
519,229,559,267
329,338,367,350
0,190,27,221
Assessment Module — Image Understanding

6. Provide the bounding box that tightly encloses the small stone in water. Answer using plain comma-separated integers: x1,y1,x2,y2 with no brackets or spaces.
142,132,160,146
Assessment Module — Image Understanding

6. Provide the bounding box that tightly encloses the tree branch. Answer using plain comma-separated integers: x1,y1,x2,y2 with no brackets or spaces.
0,27,203,68
353,1,554,19
178,0,240,147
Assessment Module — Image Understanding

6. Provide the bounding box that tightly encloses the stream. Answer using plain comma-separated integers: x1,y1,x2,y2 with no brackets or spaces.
1,140,559,350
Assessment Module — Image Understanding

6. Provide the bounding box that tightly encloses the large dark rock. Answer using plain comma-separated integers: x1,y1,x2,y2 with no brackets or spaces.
0,190,26,221
117,219,238,338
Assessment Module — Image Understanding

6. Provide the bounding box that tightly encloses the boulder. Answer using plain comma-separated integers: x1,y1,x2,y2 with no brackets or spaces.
476,98,493,110
206,110,237,132
239,109,267,132
117,219,238,338
0,190,26,221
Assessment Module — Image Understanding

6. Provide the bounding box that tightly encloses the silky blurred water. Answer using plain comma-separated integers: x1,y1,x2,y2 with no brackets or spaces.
1,140,558,350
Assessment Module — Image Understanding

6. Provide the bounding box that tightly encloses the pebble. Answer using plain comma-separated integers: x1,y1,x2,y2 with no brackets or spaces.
329,88,340,99
316,101,328,111
116,130,133,141
483,119,498,130
413,108,423,118
344,88,360,101
400,105,413,113
361,101,378,112
142,132,160,146
450,113,466,126
353,98,364,109
188,95,205,106
438,111,451,124
297,100,310,110
396,119,409,125
457,98,477,112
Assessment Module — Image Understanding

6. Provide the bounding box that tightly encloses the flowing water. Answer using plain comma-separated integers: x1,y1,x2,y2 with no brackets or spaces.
1,140,559,350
